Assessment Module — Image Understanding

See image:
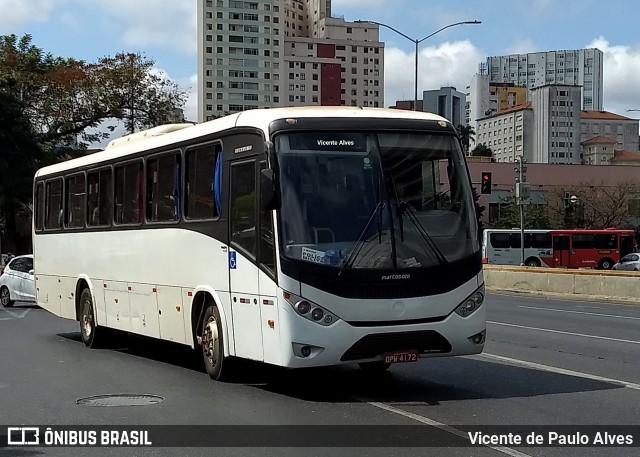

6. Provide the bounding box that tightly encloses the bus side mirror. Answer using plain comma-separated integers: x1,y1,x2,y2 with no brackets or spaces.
260,168,280,211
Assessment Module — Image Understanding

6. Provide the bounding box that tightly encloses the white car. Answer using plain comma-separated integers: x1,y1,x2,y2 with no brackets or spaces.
0,255,36,307
612,253,640,271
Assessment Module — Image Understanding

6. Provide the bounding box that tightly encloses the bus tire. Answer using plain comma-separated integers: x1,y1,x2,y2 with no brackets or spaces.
525,257,541,267
79,288,109,348
201,302,228,381
358,361,391,372
0,286,15,307
598,258,614,270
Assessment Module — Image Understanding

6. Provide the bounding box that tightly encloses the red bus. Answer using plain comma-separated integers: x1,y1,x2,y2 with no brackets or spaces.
545,229,636,269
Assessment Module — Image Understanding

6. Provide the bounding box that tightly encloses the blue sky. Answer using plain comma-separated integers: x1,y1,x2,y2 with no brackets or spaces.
2,0,640,142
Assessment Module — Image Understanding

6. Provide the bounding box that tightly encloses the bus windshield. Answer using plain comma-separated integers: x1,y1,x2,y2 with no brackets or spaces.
276,131,478,271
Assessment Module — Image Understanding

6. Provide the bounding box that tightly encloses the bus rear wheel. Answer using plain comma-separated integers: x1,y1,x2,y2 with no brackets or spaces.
79,288,110,348
598,258,614,270
201,303,227,381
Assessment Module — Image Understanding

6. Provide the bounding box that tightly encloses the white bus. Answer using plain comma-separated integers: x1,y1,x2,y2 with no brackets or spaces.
482,229,552,267
33,107,485,380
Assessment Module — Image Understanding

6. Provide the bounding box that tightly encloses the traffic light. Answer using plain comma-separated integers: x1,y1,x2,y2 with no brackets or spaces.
480,172,492,194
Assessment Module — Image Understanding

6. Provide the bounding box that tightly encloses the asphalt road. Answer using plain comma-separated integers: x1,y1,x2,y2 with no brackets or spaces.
1,292,639,457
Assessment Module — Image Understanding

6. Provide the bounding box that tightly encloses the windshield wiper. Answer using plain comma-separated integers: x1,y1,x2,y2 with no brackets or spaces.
398,202,449,266
337,200,384,276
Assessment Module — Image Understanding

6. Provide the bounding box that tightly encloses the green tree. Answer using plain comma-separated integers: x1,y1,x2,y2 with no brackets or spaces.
491,194,551,229
88,52,187,134
471,143,493,158
0,34,187,147
0,92,44,253
546,182,640,229
0,34,188,251
457,124,475,155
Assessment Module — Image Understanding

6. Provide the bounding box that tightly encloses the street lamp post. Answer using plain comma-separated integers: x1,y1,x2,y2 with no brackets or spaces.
356,20,481,110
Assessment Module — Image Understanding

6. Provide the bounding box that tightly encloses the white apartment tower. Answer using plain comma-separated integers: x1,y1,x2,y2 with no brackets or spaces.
487,48,603,111
530,84,582,164
197,0,384,121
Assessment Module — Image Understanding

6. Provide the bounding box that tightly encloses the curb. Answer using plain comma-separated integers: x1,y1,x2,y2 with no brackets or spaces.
486,287,640,306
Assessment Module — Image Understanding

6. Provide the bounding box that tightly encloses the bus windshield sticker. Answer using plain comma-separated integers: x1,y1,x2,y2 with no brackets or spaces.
301,247,326,264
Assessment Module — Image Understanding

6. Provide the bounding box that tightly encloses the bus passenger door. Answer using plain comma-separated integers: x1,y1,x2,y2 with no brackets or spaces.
258,161,280,366
228,159,263,361
620,235,634,258
553,235,570,267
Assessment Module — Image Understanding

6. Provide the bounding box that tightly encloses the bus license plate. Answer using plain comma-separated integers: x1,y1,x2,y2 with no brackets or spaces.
383,350,419,364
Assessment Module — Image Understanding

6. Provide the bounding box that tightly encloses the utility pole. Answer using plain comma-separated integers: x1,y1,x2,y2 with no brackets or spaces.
515,156,530,265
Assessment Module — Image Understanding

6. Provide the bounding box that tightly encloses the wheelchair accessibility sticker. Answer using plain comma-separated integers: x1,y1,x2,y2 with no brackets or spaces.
229,251,237,269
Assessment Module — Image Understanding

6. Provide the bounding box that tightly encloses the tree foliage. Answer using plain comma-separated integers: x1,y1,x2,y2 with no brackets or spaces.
545,182,640,229
87,52,187,135
457,124,475,155
0,33,188,252
491,194,551,230
471,143,493,158
0,34,187,148
0,91,45,252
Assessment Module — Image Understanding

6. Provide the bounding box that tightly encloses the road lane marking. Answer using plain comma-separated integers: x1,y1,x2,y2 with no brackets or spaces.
487,321,640,345
517,305,640,320
488,291,633,307
351,397,532,457
477,353,640,391
0,307,31,318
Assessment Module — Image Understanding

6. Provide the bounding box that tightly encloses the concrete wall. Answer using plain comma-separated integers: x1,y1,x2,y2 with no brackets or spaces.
484,265,640,303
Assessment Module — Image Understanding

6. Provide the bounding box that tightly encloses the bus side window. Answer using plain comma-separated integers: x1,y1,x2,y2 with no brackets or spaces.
572,234,594,249
532,233,551,249
44,178,63,230
146,153,180,223
490,233,510,249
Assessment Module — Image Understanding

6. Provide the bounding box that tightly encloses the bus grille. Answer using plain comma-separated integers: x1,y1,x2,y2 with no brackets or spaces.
340,330,452,361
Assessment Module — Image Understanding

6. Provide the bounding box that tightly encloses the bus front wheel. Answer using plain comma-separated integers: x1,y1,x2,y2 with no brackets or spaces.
202,303,227,381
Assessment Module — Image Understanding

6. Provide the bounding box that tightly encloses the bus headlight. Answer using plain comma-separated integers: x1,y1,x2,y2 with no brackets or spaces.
454,284,485,318
284,291,340,327
296,300,311,314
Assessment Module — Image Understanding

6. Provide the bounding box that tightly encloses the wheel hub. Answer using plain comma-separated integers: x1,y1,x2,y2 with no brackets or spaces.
82,301,93,337
202,317,219,366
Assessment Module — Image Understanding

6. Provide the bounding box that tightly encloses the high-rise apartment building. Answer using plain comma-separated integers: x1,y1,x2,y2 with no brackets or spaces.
466,63,527,134
487,48,603,111
530,84,582,164
197,0,384,122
